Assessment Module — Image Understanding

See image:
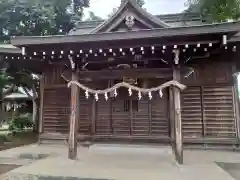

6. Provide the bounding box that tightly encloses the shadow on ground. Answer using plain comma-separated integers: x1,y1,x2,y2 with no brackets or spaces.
217,162,240,180
0,164,21,175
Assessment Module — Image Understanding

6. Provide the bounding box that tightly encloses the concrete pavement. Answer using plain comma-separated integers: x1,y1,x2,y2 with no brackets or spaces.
0,144,239,180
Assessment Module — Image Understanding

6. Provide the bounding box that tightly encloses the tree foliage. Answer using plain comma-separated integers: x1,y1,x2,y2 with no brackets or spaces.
136,0,145,7
0,0,90,43
0,0,89,126
186,0,240,22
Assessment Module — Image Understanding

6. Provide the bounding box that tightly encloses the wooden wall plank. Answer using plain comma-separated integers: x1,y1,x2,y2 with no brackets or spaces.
203,86,236,138
78,91,91,135
181,87,203,138
43,88,70,133
150,91,169,137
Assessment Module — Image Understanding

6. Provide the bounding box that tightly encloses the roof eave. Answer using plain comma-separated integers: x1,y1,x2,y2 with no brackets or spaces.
11,21,240,47
0,45,21,54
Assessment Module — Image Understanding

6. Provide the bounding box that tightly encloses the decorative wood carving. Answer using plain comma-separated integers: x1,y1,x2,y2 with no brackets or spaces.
125,14,135,29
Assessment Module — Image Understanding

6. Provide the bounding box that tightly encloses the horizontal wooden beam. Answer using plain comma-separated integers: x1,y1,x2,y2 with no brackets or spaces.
44,84,67,89
78,68,172,79
39,133,239,145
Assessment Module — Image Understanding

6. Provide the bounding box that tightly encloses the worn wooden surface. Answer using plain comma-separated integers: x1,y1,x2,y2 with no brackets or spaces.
38,77,44,134
68,73,79,159
232,71,240,140
173,67,183,164
40,63,238,146
169,86,174,141
43,87,70,133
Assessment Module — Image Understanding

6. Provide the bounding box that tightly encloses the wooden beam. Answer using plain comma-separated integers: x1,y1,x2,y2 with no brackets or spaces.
68,73,79,159
172,66,183,164
148,100,152,136
44,84,67,89
78,68,172,80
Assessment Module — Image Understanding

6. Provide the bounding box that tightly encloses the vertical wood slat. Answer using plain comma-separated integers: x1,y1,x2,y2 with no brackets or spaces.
130,100,133,135
109,98,113,134
111,94,130,136
200,87,206,137
68,73,79,159
91,98,96,135
148,100,152,136
79,92,91,134
150,91,169,137
132,98,149,136
96,97,112,135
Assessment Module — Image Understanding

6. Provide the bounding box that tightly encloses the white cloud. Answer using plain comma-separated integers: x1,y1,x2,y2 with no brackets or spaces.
84,0,187,19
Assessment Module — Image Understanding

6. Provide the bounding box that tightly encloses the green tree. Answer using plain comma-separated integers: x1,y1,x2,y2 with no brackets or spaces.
0,0,89,129
0,0,90,43
9,71,39,131
136,0,145,7
186,0,240,22
0,63,15,125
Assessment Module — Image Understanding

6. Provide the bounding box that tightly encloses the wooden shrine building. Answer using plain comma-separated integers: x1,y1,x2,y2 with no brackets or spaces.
3,0,240,164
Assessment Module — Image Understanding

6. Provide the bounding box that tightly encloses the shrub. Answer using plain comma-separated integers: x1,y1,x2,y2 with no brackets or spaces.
8,113,33,133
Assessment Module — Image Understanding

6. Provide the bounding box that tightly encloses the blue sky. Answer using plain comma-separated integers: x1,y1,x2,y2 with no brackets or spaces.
84,0,187,19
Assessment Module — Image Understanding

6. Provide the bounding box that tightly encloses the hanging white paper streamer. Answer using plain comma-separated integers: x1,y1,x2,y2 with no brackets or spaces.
128,88,132,96
21,47,26,55
114,89,118,97
159,90,163,97
95,93,99,101
148,91,152,100
138,91,142,100
104,92,108,101
85,90,89,99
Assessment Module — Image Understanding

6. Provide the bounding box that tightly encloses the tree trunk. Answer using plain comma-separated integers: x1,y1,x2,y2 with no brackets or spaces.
32,99,38,132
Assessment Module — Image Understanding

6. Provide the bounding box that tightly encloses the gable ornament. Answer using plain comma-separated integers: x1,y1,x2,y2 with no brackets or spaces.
125,15,135,28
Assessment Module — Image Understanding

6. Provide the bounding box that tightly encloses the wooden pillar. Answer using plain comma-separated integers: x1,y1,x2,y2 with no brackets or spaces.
232,64,240,142
172,66,183,164
38,76,44,134
233,72,240,141
68,73,79,159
